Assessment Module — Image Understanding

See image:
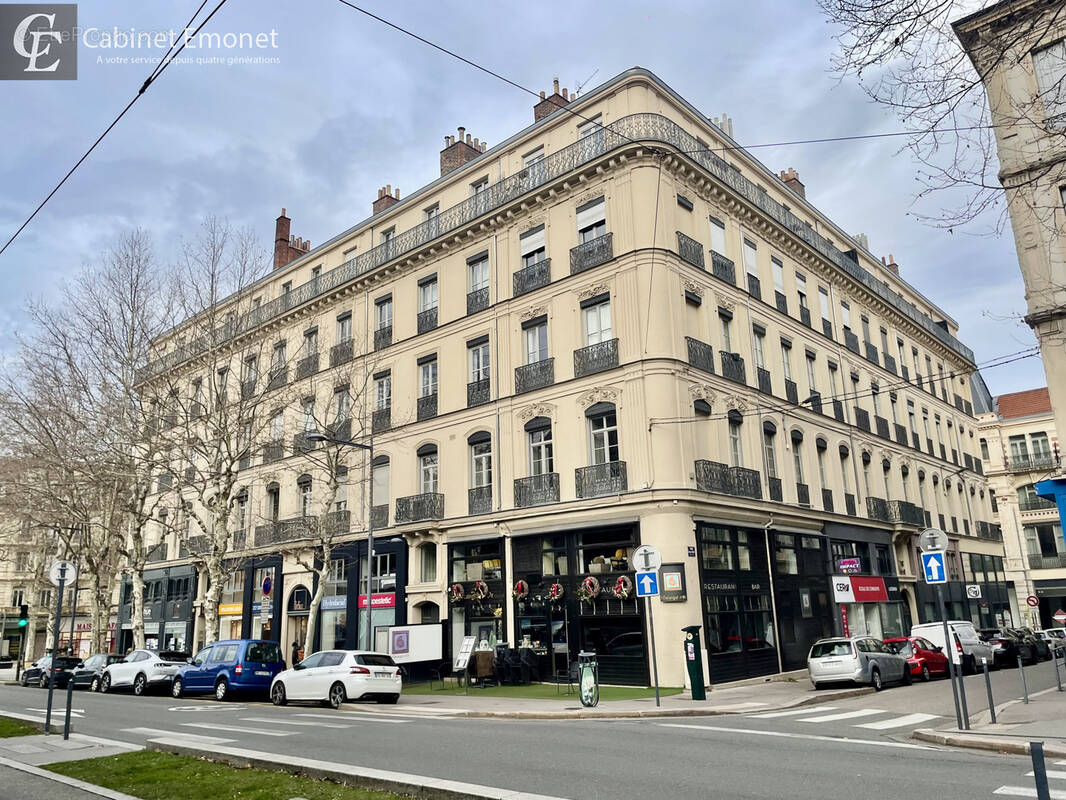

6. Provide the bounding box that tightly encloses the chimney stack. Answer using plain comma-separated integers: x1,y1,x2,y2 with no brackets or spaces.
882,253,900,276
855,232,869,251
274,208,310,271
534,76,571,122
439,126,486,176
779,167,805,199
712,112,734,138
373,185,401,215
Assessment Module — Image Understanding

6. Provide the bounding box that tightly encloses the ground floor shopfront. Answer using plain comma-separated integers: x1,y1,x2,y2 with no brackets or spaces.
117,565,197,654
1032,578,1066,630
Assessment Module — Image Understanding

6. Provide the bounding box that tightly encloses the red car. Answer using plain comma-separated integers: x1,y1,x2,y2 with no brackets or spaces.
883,636,949,681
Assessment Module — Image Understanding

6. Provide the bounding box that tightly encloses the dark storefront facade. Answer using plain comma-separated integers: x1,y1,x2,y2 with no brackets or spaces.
117,565,197,654
1034,579,1066,629
825,523,907,640
913,551,1014,629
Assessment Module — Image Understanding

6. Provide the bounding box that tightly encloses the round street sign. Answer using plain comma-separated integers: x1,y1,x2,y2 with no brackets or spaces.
1026,595,1040,608
262,576,272,596
633,545,662,572
918,528,948,552
49,560,77,587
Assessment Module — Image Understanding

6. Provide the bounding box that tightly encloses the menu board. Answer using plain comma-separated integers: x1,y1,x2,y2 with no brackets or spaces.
453,635,477,672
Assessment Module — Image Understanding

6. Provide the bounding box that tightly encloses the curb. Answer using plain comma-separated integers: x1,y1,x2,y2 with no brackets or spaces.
0,755,141,800
911,729,1066,758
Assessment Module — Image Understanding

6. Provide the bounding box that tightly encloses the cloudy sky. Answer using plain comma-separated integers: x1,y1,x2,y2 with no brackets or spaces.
0,0,1042,396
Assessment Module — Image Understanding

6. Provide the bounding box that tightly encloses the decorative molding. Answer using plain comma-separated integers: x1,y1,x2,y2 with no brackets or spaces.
724,396,748,413
519,306,547,322
879,449,894,464
715,293,736,312
577,387,619,409
521,214,546,231
574,189,604,208
516,402,555,421
682,279,704,298
688,384,716,403
578,283,610,301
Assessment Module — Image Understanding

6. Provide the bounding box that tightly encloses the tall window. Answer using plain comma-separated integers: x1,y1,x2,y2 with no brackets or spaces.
796,272,808,311
419,447,438,493
471,438,492,488
577,197,606,243
520,225,546,268
270,410,284,441
816,446,828,490
303,327,318,357
300,480,312,517
908,401,918,434
375,297,392,330
880,328,890,355
1031,432,1052,458
424,203,439,222
372,458,390,507
577,115,602,138
469,340,491,382
528,420,554,475
525,320,548,363
420,358,438,397
840,301,852,330
840,449,851,493
334,389,350,422
752,328,766,369
871,385,881,417
243,354,258,385
267,483,280,521
980,438,990,462
889,393,899,424
470,176,488,195
780,341,793,381
805,353,818,394
419,277,438,312
271,341,286,374
818,287,831,323
762,427,778,478
1009,434,1029,461
588,405,620,464
584,299,612,345
1033,40,1066,128
771,257,784,293
468,254,489,292
720,313,733,352
742,238,758,277
301,397,315,431
523,146,545,166
860,315,871,344
792,437,806,483
336,313,352,343
420,544,437,583
375,374,391,410
709,216,727,255
728,419,743,467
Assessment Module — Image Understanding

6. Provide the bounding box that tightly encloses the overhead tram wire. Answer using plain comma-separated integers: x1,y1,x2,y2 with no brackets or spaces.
0,0,229,259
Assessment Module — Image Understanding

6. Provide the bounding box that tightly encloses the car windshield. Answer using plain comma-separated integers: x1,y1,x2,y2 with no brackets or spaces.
246,642,282,663
358,654,396,666
158,651,189,662
811,641,852,658
883,641,911,656
53,657,80,668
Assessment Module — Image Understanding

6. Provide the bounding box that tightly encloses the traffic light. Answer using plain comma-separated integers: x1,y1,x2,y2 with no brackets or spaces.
17,604,28,628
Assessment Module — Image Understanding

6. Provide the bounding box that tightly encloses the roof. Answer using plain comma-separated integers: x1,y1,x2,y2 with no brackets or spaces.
995,387,1052,419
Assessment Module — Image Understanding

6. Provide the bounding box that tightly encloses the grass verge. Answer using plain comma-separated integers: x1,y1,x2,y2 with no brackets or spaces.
0,715,39,737
403,681,682,701
47,751,409,800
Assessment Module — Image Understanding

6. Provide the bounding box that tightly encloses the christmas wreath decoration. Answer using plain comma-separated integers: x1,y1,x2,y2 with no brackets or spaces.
512,579,530,600
548,582,564,603
577,575,601,602
613,575,633,600
448,583,465,603
470,580,490,601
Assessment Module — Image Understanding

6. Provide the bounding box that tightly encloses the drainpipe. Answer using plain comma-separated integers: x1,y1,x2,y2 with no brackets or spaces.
763,513,784,674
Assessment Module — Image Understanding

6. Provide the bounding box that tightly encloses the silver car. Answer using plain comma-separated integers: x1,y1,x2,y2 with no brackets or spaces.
808,636,911,691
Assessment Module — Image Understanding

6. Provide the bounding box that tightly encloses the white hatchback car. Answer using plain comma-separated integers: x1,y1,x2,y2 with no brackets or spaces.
101,649,188,695
270,650,401,708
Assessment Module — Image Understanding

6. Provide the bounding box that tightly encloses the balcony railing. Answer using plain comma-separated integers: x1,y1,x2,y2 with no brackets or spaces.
267,367,287,391
371,504,389,529
883,353,897,375
328,418,351,442
888,500,924,527
570,232,613,275
822,319,834,339
1029,553,1066,569
686,337,715,373
799,305,812,328
746,273,762,300
695,460,763,500
374,325,392,351
844,329,860,354
330,339,353,367
514,473,560,507
808,392,823,415
467,287,489,315
711,251,735,285
785,378,798,405
1007,454,1059,472
677,231,705,268
296,353,319,380
833,399,845,423
774,291,788,315
576,461,628,498
757,367,772,395
468,486,492,516
241,379,256,400
796,482,810,506
372,407,391,433
821,488,834,512
574,338,619,378
395,493,445,523
768,476,783,501
417,393,438,421
875,415,891,439
845,493,857,516
261,439,285,463
720,351,746,384
854,407,871,432
514,258,551,296
515,358,555,394
136,113,974,386
417,307,438,334
1019,495,1057,512
894,423,908,446
467,378,491,407
292,431,317,454
255,510,350,547
866,496,890,522
864,342,879,365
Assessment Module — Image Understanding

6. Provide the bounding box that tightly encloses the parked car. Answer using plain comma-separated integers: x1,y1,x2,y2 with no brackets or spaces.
883,636,950,681
807,636,910,691
910,620,993,674
101,649,188,695
979,628,1031,667
20,656,51,687
1036,629,1066,655
71,654,124,691
24,656,81,689
270,650,402,707
171,639,285,701
1017,627,1052,661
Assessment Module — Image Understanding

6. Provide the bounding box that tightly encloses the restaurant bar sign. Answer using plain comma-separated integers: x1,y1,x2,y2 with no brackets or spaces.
836,557,862,575
832,575,891,603
659,563,687,603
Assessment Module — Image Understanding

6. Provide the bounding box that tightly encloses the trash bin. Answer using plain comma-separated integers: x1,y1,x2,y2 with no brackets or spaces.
682,625,706,701
577,650,599,707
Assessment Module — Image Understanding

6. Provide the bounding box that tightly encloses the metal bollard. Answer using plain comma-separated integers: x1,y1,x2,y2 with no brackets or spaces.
1031,741,1052,800
62,679,74,740
983,658,997,725
958,658,970,729
1054,648,1063,693
1019,654,1030,704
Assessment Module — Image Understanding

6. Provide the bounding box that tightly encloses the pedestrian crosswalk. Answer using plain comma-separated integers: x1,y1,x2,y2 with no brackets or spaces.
746,704,940,731
992,760,1066,799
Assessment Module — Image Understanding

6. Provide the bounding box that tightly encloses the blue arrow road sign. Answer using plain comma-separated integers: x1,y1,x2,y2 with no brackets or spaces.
636,570,659,597
921,551,947,584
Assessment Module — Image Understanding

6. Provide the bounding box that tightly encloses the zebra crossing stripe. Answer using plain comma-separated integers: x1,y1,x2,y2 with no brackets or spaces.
749,705,838,719
993,787,1066,799
1025,770,1066,780
798,709,885,723
853,713,939,730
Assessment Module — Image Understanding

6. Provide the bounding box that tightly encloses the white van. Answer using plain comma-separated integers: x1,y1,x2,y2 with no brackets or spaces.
910,620,993,673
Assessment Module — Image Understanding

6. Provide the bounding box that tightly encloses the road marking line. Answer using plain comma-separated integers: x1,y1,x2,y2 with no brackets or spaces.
294,713,406,724
994,787,1066,799
748,705,838,719
711,702,770,711
657,723,939,750
853,713,939,730
1026,770,1066,780
123,727,234,745
239,716,351,729
798,709,886,723
181,722,292,737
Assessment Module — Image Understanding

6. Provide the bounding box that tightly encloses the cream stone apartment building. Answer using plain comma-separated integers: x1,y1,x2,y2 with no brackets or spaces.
131,68,1008,686
979,387,1065,627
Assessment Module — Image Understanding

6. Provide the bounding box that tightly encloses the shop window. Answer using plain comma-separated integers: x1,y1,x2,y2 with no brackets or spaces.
743,595,774,649
705,594,741,653
736,531,752,570
774,534,798,575
578,528,635,574
451,541,503,582
540,534,568,576
420,543,437,583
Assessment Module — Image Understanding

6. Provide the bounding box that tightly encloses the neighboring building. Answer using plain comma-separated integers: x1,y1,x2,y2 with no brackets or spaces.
979,387,1065,627
136,68,1005,686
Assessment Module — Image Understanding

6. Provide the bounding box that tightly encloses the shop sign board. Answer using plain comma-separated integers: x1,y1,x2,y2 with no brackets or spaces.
357,593,396,609
837,557,862,575
965,584,982,599
921,551,946,584
321,595,347,611
832,576,890,603
388,624,442,664
453,635,476,672
659,564,686,603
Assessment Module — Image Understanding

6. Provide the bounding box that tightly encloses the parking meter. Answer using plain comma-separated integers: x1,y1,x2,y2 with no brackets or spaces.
577,650,599,707
682,625,706,700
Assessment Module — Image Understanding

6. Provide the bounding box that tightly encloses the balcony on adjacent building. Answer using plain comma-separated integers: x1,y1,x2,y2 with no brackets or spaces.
808,392,823,415
875,415,891,440
821,488,834,512
785,379,798,405
883,353,897,375
887,500,924,527
370,504,389,529
769,476,783,501
574,339,619,378
894,423,908,446
395,493,445,523
327,418,351,442
292,431,317,454
676,231,705,268
833,399,845,423
468,486,492,516
695,460,763,500
1007,454,1059,472
686,337,715,374
261,439,285,464
746,273,761,300
515,358,555,394
296,353,319,380
467,287,489,315
796,482,811,506
417,307,438,335
1019,495,1058,512
330,339,353,368
570,232,613,275
513,258,551,297
514,473,560,507
711,251,735,285
866,496,890,522
799,305,812,328
845,493,857,516
372,407,391,433
844,329,860,354
757,367,773,395
374,325,392,351
417,393,437,421
864,342,879,366
467,379,491,408
774,291,788,315
576,461,628,498
267,367,287,391
854,407,871,432
720,351,746,384
1029,553,1066,570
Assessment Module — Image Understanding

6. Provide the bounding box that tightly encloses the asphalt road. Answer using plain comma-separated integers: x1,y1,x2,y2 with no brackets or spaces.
2,660,1063,800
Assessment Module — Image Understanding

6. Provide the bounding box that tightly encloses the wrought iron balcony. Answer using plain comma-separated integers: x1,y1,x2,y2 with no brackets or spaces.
570,232,613,275
953,394,964,412
255,510,350,547
894,423,908,446
757,367,772,395
292,431,317,454
796,482,810,506
468,486,492,516
514,473,560,507
901,364,910,381
467,378,490,407
374,325,392,351
296,353,319,380
845,493,857,516
686,337,715,373
1007,454,1059,472
785,379,798,405
875,415,891,439
883,353,897,375
467,287,489,315
746,273,762,300
821,488,834,512
1029,553,1066,569
1019,495,1057,512
711,251,735,285
799,305,812,328
694,460,763,499
327,418,351,442
370,504,389,528
513,258,551,297
866,496,890,522
330,339,353,367
808,392,823,415
261,439,285,463
676,231,705,268
515,358,555,394
940,444,947,460
821,319,834,339
864,342,879,365
888,500,924,527
395,493,445,523
833,399,845,423
183,466,196,484
844,329,860,354
972,521,997,540
267,367,287,391
911,431,922,450
574,338,619,378
731,466,763,499
241,379,256,400
417,393,438,421
720,351,746,384
372,407,391,433
769,476,783,501
854,407,871,432
576,461,628,498
775,291,788,315
417,307,438,334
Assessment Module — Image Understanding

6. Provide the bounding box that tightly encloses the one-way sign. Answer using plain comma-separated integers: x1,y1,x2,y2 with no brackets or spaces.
921,551,947,584
635,570,659,597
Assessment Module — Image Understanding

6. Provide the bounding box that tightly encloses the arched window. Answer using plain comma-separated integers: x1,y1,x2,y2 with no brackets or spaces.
790,429,805,485
979,437,990,462
815,437,828,493
266,481,280,522
525,417,553,475
416,444,438,494
417,601,440,624
727,409,743,467
586,402,619,465
762,421,778,479
468,431,492,489
297,473,312,517
839,444,851,494
419,542,437,583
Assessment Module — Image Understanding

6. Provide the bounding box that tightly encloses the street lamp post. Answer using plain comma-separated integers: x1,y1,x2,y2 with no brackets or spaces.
305,429,376,651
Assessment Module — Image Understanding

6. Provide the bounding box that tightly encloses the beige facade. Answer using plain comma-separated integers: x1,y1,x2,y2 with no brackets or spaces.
136,68,1006,686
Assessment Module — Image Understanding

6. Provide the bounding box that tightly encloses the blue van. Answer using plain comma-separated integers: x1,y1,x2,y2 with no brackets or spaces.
171,639,284,701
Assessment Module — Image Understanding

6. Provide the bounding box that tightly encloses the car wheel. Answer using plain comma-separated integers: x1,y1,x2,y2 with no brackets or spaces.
90,676,100,693
921,665,931,682
171,677,184,699
214,677,228,702
100,673,111,693
39,675,48,689
271,682,287,706
379,694,400,705
902,667,912,686
133,673,147,696
20,673,29,687
871,667,883,691
328,682,347,709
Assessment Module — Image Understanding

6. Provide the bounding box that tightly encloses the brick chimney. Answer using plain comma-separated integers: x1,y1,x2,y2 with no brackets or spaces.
373,185,400,215
440,126,487,176
273,208,310,271
534,78,570,122
882,254,900,276
779,167,805,199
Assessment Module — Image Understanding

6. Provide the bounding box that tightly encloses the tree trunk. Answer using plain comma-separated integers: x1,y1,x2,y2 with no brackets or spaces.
130,570,146,650
202,563,223,646
303,542,331,657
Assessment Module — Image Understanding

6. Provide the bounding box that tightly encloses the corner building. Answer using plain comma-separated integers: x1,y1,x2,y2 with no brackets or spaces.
140,68,1005,687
